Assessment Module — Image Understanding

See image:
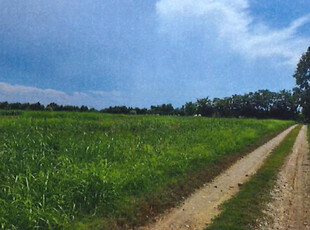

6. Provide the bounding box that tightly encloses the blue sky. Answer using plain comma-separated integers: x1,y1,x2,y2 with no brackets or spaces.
0,0,309,108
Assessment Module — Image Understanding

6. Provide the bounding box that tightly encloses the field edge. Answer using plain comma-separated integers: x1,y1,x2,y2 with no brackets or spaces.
74,124,296,230
204,125,301,230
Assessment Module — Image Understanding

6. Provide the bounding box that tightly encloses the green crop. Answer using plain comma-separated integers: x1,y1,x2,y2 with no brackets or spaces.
0,111,294,229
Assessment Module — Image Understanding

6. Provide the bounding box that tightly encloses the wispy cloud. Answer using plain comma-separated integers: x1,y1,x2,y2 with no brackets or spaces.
156,0,310,66
0,82,126,109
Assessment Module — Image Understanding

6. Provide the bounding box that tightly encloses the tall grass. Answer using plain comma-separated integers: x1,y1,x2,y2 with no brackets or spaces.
0,111,294,229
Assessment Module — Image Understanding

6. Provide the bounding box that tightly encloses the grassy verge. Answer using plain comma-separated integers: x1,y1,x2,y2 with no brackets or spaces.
205,125,301,230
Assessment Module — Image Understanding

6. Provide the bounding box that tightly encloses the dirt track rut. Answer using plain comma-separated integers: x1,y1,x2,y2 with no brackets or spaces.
259,125,310,230
140,125,296,230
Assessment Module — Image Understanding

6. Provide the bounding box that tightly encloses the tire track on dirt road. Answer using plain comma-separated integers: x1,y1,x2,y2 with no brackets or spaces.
259,125,310,230
140,125,296,230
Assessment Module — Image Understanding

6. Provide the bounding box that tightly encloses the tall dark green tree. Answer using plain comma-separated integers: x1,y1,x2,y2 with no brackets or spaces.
182,102,197,116
196,97,213,116
293,46,310,120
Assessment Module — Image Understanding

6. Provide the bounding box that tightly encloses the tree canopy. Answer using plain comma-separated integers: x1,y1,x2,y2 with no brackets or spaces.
293,47,310,120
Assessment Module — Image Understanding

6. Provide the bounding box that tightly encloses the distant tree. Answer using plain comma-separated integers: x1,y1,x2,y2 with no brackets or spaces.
89,108,97,112
29,102,44,111
174,107,184,116
80,105,89,112
293,46,310,120
8,102,22,110
183,102,197,116
135,107,147,115
46,102,60,111
148,104,175,115
101,106,129,114
196,98,213,117
62,105,79,111
20,103,30,110
0,102,8,110
161,104,174,115
129,109,137,115
212,98,226,117
269,90,298,119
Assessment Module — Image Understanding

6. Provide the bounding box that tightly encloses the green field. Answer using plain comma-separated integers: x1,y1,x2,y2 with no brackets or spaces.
0,111,294,229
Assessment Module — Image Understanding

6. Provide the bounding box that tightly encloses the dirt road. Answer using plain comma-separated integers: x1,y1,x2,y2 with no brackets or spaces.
140,125,296,230
259,125,310,230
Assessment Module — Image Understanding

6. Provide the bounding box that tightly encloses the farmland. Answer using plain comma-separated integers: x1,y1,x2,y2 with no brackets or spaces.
0,111,294,229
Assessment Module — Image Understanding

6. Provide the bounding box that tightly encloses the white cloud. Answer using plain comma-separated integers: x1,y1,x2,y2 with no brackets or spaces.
156,0,310,66
0,82,126,109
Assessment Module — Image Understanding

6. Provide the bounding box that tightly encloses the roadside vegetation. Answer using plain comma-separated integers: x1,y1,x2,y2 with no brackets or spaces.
205,125,301,230
0,111,293,229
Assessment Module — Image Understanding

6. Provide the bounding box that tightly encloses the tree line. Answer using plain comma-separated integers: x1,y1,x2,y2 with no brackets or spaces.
1,46,310,121
101,89,299,120
0,102,94,112
0,88,299,120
